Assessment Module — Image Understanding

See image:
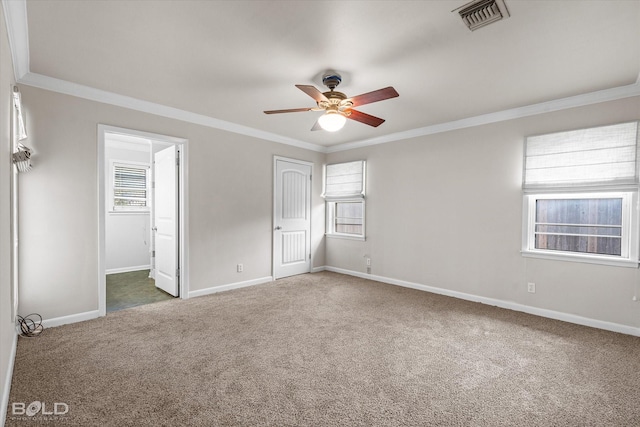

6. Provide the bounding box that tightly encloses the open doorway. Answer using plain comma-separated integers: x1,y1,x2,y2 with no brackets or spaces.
106,270,172,312
98,125,189,316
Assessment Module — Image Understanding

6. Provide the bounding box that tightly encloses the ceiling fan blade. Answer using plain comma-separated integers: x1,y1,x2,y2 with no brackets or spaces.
347,109,386,127
296,85,329,103
348,87,399,107
264,107,314,114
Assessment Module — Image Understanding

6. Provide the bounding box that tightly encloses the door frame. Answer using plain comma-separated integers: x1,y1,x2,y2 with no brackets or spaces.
272,156,313,279
97,124,190,316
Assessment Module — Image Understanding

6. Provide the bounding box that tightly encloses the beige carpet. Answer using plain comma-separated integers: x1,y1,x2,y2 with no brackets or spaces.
6,272,640,426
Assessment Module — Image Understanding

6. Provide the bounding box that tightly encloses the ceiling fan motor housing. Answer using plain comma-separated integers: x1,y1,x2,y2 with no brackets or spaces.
318,91,352,115
322,73,342,90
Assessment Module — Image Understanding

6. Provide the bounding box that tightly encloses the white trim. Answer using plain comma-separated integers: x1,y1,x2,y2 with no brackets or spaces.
326,82,640,153
325,266,640,337
521,250,639,268
0,331,18,427
325,234,366,241
325,199,366,240
105,265,151,275
18,72,325,153
18,68,640,155
1,0,29,81
107,211,150,216
98,128,106,316
98,125,190,317
178,140,190,302
522,192,640,267
311,266,327,273
188,276,273,298
102,125,187,145
273,156,314,167
41,310,100,329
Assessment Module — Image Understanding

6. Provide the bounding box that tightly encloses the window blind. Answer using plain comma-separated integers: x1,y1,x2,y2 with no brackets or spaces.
12,87,27,141
523,121,639,190
113,164,148,208
323,160,366,200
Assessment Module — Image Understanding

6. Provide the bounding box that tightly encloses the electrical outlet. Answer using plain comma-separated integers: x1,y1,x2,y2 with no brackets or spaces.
366,258,371,266
527,282,536,293
237,264,243,273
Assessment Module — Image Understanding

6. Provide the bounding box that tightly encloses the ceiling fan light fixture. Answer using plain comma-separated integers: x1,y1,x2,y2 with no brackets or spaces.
318,111,346,132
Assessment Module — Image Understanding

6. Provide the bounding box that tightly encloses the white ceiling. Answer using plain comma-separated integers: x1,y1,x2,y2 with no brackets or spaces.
6,0,640,151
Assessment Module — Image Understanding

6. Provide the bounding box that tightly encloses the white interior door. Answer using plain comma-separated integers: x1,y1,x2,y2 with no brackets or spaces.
274,158,312,279
154,145,179,296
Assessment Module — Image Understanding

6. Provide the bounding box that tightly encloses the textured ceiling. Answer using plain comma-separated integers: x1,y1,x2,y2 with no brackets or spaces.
20,0,640,148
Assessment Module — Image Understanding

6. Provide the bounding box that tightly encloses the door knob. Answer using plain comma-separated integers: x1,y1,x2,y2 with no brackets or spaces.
152,227,158,232
275,226,282,230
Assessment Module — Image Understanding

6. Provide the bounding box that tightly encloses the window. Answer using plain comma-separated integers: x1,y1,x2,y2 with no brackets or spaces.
111,162,150,211
324,160,366,239
522,122,639,266
329,200,364,235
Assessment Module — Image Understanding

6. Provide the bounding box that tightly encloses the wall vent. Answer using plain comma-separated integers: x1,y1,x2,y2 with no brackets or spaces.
454,0,510,31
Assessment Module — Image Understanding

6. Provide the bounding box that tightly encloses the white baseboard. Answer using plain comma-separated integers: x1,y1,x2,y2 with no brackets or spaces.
34,276,271,328
324,266,640,337
41,310,100,329
189,276,273,298
23,267,640,335
1,330,18,426
106,265,151,275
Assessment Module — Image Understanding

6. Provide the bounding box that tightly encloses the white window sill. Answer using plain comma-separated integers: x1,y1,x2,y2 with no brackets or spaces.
325,233,365,242
521,250,639,268
108,210,150,215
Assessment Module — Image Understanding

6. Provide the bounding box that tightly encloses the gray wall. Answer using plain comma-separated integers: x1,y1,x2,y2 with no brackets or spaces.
326,96,640,329
17,85,326,321
12,86,640,330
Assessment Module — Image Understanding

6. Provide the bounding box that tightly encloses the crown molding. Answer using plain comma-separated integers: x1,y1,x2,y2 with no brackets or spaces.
326,81,640,153
4,0,639,155
2,0,29,80
3,0,324,153
18,72,326,153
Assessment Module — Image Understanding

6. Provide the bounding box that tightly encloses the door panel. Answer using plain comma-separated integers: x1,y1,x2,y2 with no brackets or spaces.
154,145,179,296
281,231,307,264
274,159,311,279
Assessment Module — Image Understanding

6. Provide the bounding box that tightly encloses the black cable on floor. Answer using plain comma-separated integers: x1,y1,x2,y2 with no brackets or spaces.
17,313,43,337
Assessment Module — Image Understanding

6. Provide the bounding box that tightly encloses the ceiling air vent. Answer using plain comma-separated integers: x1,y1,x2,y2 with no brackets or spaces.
454,0,510,31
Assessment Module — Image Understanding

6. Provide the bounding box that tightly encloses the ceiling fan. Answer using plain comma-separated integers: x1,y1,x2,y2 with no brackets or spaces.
264,73,399,132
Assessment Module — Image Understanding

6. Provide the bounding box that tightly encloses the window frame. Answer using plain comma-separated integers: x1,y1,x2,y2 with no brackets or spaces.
109,160,151,213
323,160,366,241
326,199,366,241
522,121,640,267
522,191,639,267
